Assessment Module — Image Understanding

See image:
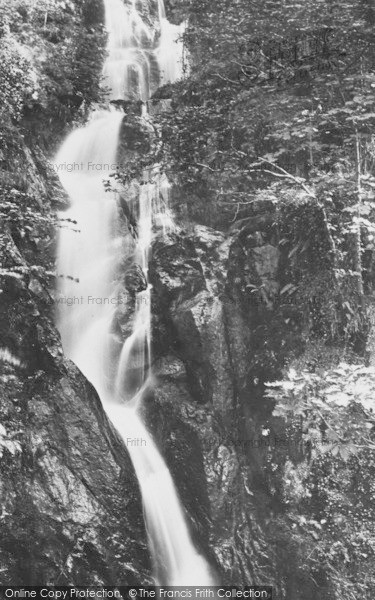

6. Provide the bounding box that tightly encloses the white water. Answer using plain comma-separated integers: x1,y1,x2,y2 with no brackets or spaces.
103,0,185,99
55,0,214,585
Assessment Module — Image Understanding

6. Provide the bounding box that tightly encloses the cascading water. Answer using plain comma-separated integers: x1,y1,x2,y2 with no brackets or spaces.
55,0,214,585
103,0,185,100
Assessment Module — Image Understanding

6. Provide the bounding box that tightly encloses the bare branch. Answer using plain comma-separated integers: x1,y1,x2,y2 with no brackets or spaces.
257,158,316,197
213,73,239,85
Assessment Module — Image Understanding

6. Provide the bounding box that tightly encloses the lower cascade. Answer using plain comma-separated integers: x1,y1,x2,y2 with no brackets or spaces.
54,0,214,585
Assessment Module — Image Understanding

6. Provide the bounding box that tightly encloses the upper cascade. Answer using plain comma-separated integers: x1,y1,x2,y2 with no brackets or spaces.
103,0,185,101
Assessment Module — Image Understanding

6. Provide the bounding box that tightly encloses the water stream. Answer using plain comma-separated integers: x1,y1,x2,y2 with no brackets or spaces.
54,0,214,585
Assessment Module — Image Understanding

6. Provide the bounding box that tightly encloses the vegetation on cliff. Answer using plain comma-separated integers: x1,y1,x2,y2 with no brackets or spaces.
0,0,107,296
0,0,106,133
144,0,375,597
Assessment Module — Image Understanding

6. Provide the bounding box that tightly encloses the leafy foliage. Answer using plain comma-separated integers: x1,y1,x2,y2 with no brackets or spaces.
265,361,375,598
266,363,375,459
0,33,34,123
0,0,106,134
145,1,370,254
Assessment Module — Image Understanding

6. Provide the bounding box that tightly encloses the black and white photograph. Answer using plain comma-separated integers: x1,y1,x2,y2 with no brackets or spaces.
1,0,375,598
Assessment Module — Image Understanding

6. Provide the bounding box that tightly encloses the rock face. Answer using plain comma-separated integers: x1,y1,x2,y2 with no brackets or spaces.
145,202,331,590
146,219,287,585
0,356,150,585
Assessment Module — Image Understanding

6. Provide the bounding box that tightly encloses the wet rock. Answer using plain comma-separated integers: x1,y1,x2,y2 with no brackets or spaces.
147,99,172,116
117,117,152,165
151,233,206,303
124,264,147,294
28,277,51,303
252,244,279,278
251,245,280,308
151,227,234,409
162,0,186,25
0,358,150,585
153,355,186,380
148,224,266,582
172,291,234,410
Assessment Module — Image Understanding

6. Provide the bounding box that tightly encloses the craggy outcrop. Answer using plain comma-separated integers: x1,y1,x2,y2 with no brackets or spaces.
0,0,151,585
145,200,333,592
145,220,284,586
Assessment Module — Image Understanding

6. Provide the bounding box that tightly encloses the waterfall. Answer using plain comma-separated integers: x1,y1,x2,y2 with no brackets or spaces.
54,0,214,585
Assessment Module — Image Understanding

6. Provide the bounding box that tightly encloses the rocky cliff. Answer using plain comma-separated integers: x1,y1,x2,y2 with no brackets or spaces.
143,200,331,593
